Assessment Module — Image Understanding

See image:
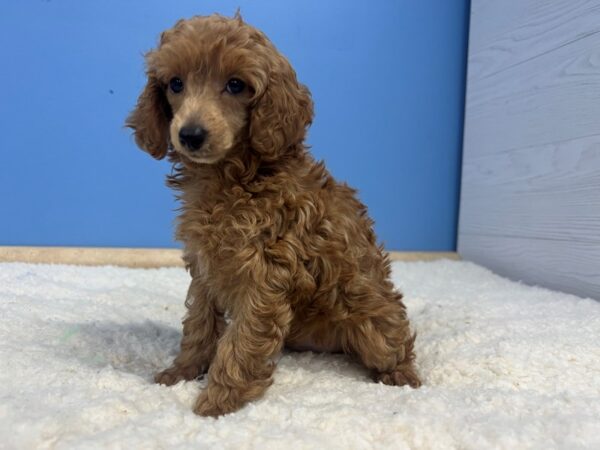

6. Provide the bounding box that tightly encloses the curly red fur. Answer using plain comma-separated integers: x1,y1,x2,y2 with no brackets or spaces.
126,14,420,417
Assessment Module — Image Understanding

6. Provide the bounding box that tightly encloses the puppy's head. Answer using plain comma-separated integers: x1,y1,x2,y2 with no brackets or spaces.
126,14,313,164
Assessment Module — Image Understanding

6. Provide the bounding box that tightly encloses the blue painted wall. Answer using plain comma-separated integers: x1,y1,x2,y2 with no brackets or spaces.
0,0,469,250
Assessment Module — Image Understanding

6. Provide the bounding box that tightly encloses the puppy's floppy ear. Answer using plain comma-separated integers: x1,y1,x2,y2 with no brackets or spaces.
126,75,172,159
250,55,314,160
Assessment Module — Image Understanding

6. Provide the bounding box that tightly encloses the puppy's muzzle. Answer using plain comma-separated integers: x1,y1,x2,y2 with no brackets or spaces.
179,125,207,151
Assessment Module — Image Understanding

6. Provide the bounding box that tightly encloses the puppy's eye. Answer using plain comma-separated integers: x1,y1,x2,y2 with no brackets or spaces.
169,77,184,94
225,78,246,95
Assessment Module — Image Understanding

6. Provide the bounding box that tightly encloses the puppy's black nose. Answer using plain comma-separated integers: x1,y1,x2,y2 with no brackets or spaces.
179,125,207,151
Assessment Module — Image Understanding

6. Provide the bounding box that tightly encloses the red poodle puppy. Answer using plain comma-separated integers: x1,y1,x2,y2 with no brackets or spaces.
127,14,421,417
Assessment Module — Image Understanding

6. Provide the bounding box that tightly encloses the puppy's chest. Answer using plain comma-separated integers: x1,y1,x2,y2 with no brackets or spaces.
180,188,296,248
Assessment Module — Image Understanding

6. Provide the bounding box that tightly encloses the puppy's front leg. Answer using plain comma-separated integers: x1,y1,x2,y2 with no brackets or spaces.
193,287,292,417
155,278,224,385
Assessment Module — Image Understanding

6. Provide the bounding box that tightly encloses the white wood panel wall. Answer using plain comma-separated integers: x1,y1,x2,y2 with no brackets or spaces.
458,0,600,300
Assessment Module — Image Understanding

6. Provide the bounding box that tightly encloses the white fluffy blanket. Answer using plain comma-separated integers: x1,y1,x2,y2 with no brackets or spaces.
1,260,599,449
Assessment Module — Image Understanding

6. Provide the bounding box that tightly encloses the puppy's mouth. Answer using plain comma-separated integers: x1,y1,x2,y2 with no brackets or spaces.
170,127,219,164
172,143,220,164
170,122,233,164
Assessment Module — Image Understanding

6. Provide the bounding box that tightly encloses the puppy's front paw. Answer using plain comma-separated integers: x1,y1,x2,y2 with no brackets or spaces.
154,365,201,386
193,387,240,417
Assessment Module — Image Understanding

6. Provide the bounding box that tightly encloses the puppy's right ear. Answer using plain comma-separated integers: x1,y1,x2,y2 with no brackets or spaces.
126,75,172,159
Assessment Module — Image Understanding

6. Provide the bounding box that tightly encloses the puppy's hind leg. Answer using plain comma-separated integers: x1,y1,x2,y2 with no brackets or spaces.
343,290,421,388
155,278,225,386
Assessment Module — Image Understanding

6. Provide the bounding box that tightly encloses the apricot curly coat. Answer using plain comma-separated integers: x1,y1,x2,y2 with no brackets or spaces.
126,14,421,417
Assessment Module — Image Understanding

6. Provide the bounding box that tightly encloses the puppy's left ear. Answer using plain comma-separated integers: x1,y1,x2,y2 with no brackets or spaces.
250,55,314,160
126,75,172,159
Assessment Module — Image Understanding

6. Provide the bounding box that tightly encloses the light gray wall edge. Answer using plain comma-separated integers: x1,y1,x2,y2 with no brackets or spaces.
458,0,600,300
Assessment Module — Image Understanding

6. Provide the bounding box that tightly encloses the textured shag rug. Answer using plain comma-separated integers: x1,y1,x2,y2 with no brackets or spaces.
0,260,599,449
